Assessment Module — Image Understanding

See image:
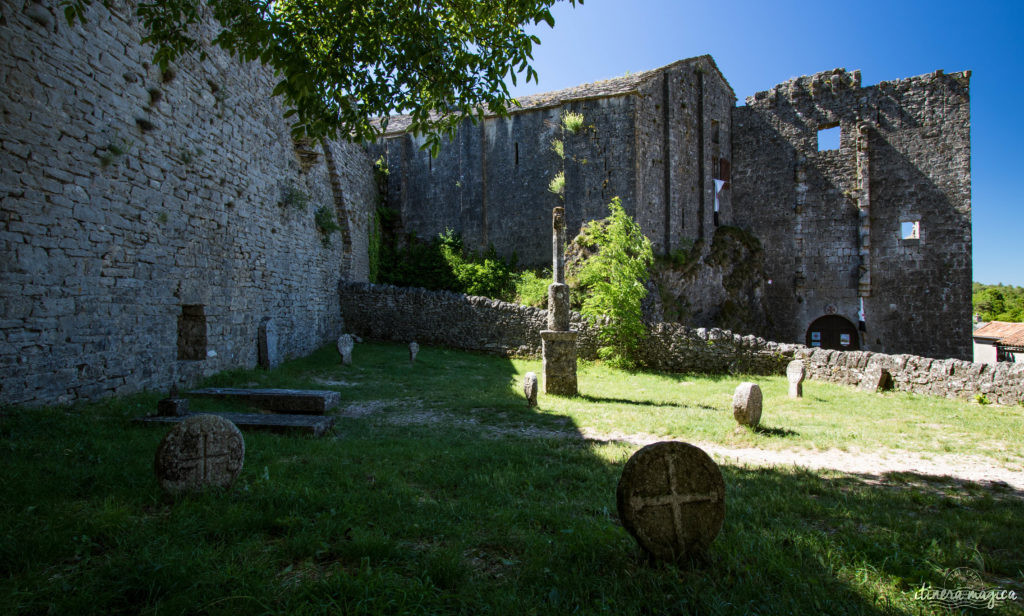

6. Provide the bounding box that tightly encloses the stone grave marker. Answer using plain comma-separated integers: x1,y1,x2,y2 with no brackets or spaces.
860,365,893,392
786,360,805,399
616,441,726,562
154,414,244,494
732,382,762,427
409,341,419,365
157,384,189,417
523,372,538,407
337,334,354,365
257,317,279,369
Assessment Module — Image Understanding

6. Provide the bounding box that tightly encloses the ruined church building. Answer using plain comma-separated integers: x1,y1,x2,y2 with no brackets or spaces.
372,56,972,360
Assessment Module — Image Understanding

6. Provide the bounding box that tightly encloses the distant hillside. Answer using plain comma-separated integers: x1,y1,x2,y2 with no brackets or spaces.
973,283,1024,322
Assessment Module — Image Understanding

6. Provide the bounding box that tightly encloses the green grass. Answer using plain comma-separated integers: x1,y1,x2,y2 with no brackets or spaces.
1,341,1022,615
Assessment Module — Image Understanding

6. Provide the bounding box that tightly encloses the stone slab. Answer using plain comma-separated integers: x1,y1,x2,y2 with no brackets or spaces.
258,317,279,370
138,412,335,437
616,441,725,562
185,388,340,414
154,414,245,494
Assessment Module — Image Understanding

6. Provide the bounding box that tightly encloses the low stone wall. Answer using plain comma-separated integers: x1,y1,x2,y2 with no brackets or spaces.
339,282,1024,404
795,348,1024,405
338,282,797,375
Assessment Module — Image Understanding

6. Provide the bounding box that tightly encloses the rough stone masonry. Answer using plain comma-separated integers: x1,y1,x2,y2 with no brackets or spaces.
0,3,377,406
372,57,972,361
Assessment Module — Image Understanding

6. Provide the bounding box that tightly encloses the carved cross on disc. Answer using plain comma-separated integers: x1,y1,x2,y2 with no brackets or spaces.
616,441,725,561
154,415,245,494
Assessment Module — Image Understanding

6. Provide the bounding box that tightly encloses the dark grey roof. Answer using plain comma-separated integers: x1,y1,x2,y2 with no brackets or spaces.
375,54,733,137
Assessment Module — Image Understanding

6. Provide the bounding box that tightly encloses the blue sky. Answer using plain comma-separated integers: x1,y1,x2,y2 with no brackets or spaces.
508,0,1023,286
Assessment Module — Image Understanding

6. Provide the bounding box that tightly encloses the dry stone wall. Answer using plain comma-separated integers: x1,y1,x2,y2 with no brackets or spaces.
339,282,1023,404
1,2,377,406
338,282,797,375
797,348,1024,405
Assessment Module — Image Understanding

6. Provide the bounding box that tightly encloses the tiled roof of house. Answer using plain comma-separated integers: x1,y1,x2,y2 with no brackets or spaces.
972,321,1024,347
375,55,733,136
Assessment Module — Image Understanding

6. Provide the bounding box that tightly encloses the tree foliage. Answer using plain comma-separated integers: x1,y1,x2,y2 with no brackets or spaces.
570,198,653,369
63,0,580,154
973,282,1024,322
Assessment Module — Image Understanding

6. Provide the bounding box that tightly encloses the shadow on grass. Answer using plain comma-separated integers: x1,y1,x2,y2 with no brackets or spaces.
752,424,800,438
4,340,1022,615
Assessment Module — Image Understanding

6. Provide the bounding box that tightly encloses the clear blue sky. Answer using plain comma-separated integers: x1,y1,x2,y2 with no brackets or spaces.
508,0,1023,286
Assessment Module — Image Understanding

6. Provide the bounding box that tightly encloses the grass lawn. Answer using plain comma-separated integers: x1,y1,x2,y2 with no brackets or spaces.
1,341,1022,615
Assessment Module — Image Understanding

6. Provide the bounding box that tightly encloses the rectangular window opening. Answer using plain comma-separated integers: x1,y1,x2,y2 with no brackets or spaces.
514,142,519,166
817,125,841,151
711,120,720,144
901,220,920,240
177,304,207,360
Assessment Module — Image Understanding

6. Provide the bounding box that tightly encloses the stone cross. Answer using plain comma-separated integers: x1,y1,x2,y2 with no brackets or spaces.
616,441,725,562
523,371,538,407
786,360,805,399
337,334,354,365
409,341,419,365
732,382,762,427
154,414,244,494
552,206,566,284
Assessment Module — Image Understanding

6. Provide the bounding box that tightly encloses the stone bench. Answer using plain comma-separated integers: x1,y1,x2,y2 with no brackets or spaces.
185,388,340,414
136,412,335,437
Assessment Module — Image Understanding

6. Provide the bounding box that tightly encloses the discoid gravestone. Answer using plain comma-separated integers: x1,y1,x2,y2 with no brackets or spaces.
786,360,805,399
409,341,419,365
337,334,354,365
154,414,244,495
616,441,726,562
523,372,538,407
732,382,762,427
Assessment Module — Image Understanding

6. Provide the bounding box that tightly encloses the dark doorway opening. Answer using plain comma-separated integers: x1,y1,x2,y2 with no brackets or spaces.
806,315,858,350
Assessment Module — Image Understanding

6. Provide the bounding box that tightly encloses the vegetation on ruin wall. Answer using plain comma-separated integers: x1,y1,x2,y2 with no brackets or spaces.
63,0,580,153
376,224,518,301
1,342,1022,615
973,283,1024,322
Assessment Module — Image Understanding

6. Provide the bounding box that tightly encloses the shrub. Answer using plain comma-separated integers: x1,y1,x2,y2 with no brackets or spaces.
571,197,653,369
514,269,551,307
548,171,565,198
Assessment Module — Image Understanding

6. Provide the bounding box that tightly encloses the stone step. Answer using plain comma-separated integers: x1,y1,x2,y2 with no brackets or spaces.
135,412,335,437
185,388,340,414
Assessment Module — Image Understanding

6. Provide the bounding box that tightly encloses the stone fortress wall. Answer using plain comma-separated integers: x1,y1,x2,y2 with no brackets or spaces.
373,58,972,361
368,56,735,266
339,282,1024,405
1,2,377,406
732,68,972,361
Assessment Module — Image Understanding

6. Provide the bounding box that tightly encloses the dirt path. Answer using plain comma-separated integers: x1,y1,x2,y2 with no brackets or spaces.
579,428,1024,493
350,403,1024,494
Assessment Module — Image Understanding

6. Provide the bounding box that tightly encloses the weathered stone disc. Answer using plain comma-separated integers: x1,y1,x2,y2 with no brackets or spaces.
616,441,725,562
154,414,245,494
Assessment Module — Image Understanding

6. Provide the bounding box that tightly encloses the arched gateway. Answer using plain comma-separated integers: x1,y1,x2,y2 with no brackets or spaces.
805,315,859,350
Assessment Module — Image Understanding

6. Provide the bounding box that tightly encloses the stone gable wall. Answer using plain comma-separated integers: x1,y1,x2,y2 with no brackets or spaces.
733,69,971,360
1,2,377,406
339,282,1023,405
